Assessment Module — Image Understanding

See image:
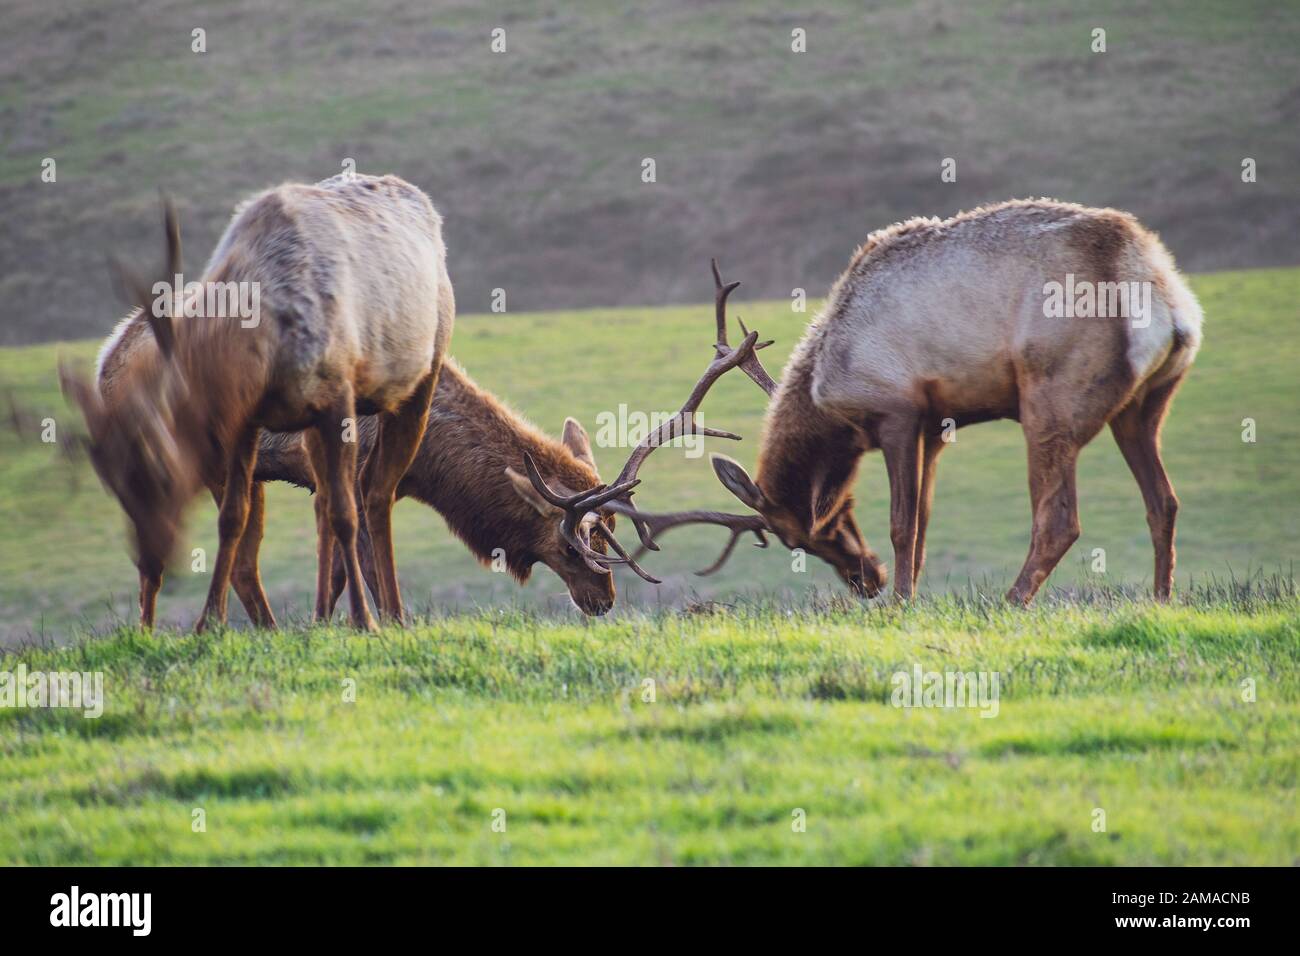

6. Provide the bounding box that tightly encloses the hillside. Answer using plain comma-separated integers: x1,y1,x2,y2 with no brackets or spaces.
2,0,1298,344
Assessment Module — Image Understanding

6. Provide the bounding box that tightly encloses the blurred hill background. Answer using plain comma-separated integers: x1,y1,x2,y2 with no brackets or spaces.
1,0,1298,345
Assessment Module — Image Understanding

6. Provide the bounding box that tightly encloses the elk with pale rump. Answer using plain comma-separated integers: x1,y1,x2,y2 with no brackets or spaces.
62,174,452,631
630,201,1203,605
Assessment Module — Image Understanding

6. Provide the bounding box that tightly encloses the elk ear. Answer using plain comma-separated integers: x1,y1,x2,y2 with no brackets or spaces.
561,417,596,469
505,466,558,516
108,196,182,359
711,454,767,511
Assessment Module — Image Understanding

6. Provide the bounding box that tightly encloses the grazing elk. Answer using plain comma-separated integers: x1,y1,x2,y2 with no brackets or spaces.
256,358,627,616
639,201,1202,605
62,174,452,631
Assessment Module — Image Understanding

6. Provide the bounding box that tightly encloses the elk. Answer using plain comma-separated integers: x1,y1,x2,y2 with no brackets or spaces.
62,174,452,631
95,324,627,620
256,358,628,616
640,201,1203,605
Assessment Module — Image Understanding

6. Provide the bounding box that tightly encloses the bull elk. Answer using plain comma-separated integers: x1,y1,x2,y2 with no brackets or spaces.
632,200,1203,605
257,359,629,616
62,174,452,631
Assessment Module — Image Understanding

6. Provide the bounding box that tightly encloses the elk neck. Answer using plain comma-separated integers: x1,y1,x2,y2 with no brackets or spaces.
397,358,600,580
755,337,866,526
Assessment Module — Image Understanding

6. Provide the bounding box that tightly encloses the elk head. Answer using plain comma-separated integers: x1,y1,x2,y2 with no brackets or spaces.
503,417,619,615
60,197,205,575
575,260,886,597
706,453,887,597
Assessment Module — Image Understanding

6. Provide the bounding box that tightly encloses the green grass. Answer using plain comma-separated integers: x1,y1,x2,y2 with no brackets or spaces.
1,587,1295,865
1,266,1297,640
0,269,1295,866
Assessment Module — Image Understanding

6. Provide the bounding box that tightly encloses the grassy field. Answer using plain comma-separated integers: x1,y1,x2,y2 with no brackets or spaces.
0,268,1296,865
1,586,1295,865
3,0,1296,872
1,266,1297,641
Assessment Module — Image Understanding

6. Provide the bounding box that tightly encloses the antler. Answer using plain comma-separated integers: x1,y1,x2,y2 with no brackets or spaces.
711,258,778,397
524,260,772,582
603,499,769,576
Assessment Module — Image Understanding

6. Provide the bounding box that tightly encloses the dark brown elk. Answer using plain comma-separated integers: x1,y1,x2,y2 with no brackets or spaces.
62,174,452,631
256,358,626,616
642,202,1203,605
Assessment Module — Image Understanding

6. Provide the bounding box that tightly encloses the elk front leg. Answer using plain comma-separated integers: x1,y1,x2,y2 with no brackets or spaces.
205,479,276,627
233,481,276,627
195,426,260,633
1007,435,1081,606
137,557,164,629
913,428,946,593
308,391,377,631
328,503,380,617
879,415,923,600
361,371,435,622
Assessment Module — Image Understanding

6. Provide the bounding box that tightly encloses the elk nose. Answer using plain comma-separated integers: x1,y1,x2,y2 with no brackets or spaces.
574,592,613,616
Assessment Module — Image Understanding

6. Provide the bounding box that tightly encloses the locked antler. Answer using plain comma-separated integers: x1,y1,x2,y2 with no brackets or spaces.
602,498,769,576
523,259,774,582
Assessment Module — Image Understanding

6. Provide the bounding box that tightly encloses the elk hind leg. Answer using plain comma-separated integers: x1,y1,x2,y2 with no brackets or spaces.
309,392,376,631
362,372,435,622
328,507,381,617
1109,377,1183,601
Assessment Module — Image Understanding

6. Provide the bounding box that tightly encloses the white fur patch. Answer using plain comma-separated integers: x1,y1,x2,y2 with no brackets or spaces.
94,312,140,388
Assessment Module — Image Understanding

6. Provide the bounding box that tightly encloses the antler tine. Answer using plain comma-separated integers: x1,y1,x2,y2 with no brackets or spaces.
560,511,622,575
590,522,662,584
531,260,780,583
603,327,759,495
604,500,769,576
711,258,779,397
523,453,594,508
696,524,769,576
553,506,662,584
573,476,641,511
711,257,741,346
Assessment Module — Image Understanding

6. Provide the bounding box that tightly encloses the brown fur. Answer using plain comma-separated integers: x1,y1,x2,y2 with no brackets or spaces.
221,358,617,617
70,175,451,631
